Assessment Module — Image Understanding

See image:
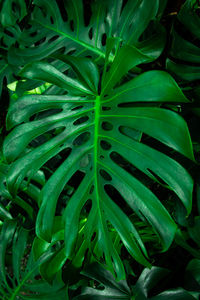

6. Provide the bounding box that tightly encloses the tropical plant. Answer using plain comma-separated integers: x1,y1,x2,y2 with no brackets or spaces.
3,38,194,279
73,262,199,299
0,0,199,299
167,0,200,82
0,220,68,300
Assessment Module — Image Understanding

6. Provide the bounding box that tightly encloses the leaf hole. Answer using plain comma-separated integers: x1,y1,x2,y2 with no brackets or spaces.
70,20,75,32
50,16,54,24
4,29,14,37
100,140,111,150
48,35,59,43
67,49,76,56
30,31,37,37
56,0,68,21
30,108,63,121
80,199,92,216
73,132,91,146
88,27,93,40
29,127,65,148
71,105,83,111
83,0,92,26
99,169,112,181
101,33,107,46
100,155,104,160
89,185,94,194
91,232,96,242
102,106,111,111
73,116,89,125
35,37,46,47
101,121,113,131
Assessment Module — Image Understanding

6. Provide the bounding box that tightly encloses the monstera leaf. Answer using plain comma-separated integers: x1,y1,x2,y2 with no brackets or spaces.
166,0,200,81
0,220,68,300
8,0,166,66
3,44,194,280
74,263,197,300
0,0,28,95
1,0,167,97
0,156,45,221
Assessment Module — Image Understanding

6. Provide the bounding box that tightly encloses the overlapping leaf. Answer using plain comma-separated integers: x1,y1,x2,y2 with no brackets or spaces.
8,0,166,66
167,0,200,81
74,263,197,300
0,220,67,300
3,42,194,280
0,156,45,221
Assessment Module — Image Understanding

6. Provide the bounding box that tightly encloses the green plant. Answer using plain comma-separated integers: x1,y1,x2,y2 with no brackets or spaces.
0,220,68,300
0,0,199,298
72,262,199,299
3,39,194,279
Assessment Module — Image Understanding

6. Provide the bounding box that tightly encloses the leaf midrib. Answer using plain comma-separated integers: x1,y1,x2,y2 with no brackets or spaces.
94,96,101,215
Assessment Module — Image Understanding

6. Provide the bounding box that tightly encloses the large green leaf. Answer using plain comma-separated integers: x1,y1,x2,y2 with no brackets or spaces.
0,220,67,300
8,0,166,66
73,263,197,300
3,47,194,279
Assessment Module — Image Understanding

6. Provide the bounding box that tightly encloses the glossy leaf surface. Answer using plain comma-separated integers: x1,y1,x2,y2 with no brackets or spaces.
3,44,194,280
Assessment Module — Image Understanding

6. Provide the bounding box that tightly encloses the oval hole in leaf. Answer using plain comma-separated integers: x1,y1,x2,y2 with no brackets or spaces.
56,0,68,21
88,27,93,40
29,126,65,148
30,31,37,37
4,29,14,37
80,199,92,216
101,121,113,131
99,169,112,181
102,106,111,111
70,20,75,31
100,140,111,150
50,16,54,24
91,232,96,242
35,37,46,47
67,49,76,56
48,35,59,43
101,33,107,46
89,185,94,194
73,116,89,125
73,132,91,146
71,105,83,111
30,108,62,121
83,0,92,26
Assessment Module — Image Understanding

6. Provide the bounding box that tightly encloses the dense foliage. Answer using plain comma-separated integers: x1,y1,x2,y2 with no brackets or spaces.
0,0,200,299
